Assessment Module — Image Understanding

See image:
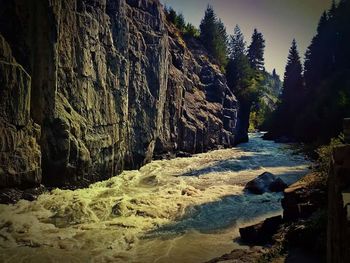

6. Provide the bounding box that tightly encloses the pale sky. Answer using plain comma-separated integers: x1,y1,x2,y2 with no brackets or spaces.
160,0,333,76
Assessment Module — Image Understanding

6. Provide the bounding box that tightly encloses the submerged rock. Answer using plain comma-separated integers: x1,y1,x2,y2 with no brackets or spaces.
0,185,46,204
245,172,287,194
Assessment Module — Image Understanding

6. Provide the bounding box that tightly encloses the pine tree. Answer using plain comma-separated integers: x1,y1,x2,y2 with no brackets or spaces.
247,29,265,71
226,55,254,98
175,13,186,31
166,7,177,24
229,25,246,60
274,39,304,136
200,6,217,54
280,39,303,105
272,69,277,78
304,8,334,90
200,5,228,66
268,0,350,142
215,19,229,66
184,23,200,38
271,69,282,96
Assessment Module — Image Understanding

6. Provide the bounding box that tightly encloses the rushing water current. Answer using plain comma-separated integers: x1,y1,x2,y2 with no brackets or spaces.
0,133,310,263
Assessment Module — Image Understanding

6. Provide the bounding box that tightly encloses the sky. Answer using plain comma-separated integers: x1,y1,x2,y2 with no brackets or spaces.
160,0,333,76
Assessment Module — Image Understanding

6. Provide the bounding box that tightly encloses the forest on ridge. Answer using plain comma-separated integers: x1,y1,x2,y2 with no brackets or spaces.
166,0,350,146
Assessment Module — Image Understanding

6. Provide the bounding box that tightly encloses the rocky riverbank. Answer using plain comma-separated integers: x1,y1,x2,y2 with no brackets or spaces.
208,172,328,263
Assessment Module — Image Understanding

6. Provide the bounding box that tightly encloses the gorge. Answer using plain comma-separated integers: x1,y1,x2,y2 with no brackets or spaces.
0,0,238,189
1,0,350,262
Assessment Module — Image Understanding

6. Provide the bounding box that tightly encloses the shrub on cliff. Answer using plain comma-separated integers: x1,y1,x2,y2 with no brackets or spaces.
164,7,199,38
316,134,344,176
184,23,200,38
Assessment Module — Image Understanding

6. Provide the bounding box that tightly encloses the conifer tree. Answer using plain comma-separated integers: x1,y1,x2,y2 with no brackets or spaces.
200,5,228,66
166,7,177,24
281,40,303,104
247,29,265,71
268,0,350,142
271,69,282,95
175,13,186,31
229,25,246,60
200,6,217,54
274,39,303,135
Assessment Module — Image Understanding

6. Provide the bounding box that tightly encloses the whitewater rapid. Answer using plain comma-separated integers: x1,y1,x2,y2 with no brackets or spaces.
0,133,310,263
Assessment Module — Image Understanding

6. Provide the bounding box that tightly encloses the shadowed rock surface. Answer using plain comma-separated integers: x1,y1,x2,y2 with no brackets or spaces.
327,144,350,263
0,0,238,188
239,215,283,245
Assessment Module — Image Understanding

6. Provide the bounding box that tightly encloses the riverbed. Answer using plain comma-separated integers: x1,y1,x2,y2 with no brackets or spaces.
0,133,310,263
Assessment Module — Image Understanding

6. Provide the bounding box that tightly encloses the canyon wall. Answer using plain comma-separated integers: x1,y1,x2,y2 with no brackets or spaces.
327,123,350,263
0,0,238,188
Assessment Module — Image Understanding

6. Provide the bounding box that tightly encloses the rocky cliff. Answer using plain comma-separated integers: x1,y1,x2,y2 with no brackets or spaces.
0,0,238,188
327,138,350,263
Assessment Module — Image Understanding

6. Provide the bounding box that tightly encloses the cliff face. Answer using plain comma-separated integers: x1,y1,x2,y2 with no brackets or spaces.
0,0,238,188
155,25,237,157
0,35,41,188
327,142,350,263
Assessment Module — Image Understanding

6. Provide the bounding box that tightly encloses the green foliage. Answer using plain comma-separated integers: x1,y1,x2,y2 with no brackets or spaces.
248,29,266,70
165,6,177,24
268,39,304,138
165,6,197,36
316,134,343,176
226,54,256,102
226,27,275,134
174,13,185,31
184,23,200,38
200,5,228,66
248,70,281,131
281,39,303,102
249,97,275,131
268,0,350,143
229,25,246,60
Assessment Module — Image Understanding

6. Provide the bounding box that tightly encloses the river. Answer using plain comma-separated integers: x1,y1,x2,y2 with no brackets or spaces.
0,133,310,263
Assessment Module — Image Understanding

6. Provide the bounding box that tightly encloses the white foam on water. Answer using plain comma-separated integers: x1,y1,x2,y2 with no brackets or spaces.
0,133,310,262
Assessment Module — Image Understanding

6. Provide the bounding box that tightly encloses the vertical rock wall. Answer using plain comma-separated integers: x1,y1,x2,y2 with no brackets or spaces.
154,25,237,157
327,140,350,262
0,0,238,188
0,34,41,188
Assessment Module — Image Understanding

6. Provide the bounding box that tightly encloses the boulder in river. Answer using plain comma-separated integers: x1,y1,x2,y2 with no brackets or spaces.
244,172,287,194
269,177,288,193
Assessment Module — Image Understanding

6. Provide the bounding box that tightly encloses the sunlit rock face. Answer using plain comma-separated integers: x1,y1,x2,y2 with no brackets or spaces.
0,34,41,188
0,0,238,187
155,24,238,158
